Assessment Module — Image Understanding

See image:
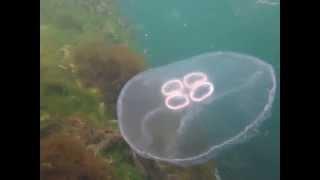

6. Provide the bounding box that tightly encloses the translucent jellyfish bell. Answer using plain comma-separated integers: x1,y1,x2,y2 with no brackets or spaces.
117,52,276,166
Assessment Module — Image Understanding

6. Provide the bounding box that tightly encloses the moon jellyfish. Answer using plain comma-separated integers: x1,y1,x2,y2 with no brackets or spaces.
117,52,276,166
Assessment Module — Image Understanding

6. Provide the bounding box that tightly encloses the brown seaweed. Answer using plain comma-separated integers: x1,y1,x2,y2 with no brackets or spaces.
73,40,146,115
40,132,116,180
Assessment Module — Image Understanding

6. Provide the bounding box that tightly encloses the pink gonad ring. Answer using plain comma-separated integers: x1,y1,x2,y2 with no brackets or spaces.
161,72,215,110
189,81,214,102
161,79,184,96
165,91,190,110
183,72,208,89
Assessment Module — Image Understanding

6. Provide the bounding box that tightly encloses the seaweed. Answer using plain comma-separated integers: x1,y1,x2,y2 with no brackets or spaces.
73,40,146,115
40,116,145,180
101,135,144,180
40,0,149,179
40,0,140,122
40,133,116,180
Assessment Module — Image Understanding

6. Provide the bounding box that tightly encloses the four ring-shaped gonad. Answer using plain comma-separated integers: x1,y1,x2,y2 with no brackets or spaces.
161,72,214,110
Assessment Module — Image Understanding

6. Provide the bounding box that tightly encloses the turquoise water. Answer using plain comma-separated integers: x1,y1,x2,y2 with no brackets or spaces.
118,0,279,179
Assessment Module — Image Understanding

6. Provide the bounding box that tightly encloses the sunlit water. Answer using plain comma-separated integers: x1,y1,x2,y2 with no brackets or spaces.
117,0,279,179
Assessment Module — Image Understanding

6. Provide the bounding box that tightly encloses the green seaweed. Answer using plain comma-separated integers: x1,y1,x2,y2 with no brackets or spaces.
41,0,134,46
73,40,146,115
40,0,147,179
40,0,142,122
41,133,116,180
102,139,144,180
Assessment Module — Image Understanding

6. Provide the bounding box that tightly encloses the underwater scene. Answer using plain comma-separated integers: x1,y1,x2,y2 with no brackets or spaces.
40,0,279,180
